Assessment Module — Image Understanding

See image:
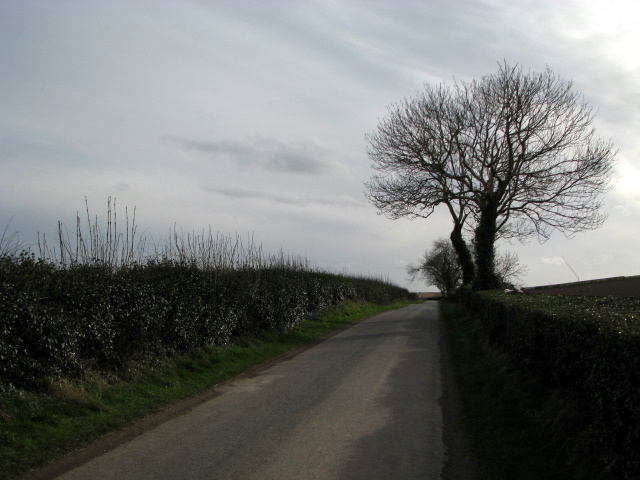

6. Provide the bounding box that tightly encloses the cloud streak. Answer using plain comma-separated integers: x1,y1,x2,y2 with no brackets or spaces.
201,185,360,209
176,136,340,175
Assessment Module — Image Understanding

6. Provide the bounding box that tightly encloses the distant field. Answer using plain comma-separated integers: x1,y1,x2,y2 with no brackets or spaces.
528,275,640,298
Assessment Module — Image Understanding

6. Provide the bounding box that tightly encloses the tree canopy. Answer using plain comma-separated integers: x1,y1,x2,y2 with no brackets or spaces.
366,63,616,290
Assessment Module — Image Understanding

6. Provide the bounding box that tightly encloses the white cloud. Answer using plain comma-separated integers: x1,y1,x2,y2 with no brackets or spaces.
540,256,566,266
614,158,640,197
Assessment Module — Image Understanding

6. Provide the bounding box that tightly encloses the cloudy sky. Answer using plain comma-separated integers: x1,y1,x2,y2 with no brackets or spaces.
2,0,640,290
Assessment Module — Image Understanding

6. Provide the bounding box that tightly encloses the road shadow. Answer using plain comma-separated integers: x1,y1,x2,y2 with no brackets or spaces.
336,303,478,480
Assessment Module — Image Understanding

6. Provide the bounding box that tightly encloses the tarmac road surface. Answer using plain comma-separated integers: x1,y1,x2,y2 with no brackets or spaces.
52,302,473,480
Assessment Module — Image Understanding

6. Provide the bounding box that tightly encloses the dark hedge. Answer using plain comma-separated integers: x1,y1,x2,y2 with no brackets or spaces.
460,290,640,479
0,254,411,391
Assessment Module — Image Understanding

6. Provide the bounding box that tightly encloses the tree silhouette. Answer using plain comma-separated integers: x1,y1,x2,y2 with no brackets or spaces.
366,63,616,290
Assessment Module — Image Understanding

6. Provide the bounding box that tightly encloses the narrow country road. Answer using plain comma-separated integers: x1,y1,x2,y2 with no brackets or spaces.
52,302,474,480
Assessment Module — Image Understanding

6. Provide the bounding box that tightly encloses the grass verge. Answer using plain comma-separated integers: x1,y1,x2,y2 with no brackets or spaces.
440,300,590,480
0,300,409,480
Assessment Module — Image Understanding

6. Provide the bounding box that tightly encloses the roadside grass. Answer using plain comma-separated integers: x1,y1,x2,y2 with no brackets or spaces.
0,300,409,480
440,300,591,480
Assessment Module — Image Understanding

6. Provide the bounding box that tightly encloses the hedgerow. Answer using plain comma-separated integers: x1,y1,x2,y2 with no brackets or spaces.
460,290,640,479
0,254,409,391
0,202,410,391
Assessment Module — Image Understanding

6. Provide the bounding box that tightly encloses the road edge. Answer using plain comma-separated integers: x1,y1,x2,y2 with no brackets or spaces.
437,300,480,480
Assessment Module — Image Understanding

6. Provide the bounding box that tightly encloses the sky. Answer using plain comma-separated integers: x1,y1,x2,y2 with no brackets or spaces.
2,0,640,291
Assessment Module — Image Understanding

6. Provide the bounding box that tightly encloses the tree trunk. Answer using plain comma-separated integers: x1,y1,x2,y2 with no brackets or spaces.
449,224,475,287
472,203,502,291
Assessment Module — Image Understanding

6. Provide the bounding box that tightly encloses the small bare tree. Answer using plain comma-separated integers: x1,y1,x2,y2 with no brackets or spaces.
495,250,528,287
407,238,461,296
408,238,527,295
366,62,616,290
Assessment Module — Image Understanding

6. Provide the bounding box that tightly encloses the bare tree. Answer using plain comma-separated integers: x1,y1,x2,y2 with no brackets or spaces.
409,238,527,295
495,250,528,287
407,238,461,296
366,84,476,285
366,62,616,290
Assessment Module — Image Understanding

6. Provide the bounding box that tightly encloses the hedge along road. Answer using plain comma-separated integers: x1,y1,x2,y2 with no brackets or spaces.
52,302,474,480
